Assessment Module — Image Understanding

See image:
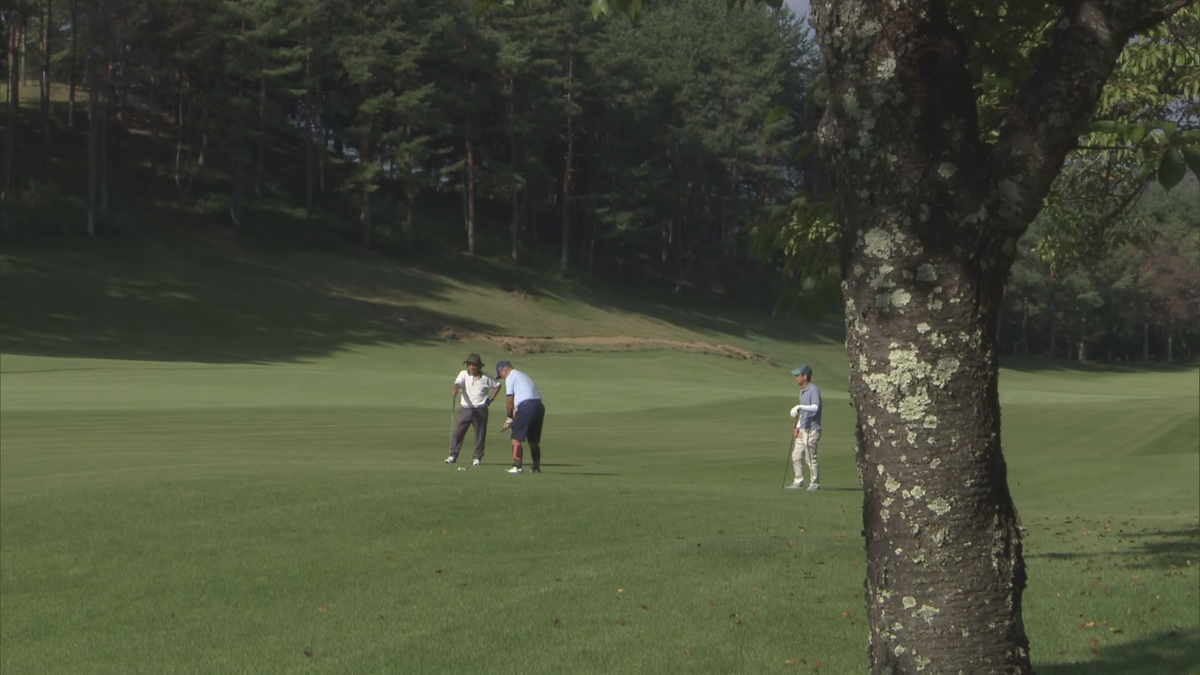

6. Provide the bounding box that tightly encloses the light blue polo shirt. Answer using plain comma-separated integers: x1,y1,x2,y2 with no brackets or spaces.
798,383,822,429
505,369,541,409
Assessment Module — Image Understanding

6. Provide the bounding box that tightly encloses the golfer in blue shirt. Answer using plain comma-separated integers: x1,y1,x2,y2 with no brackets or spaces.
496,361,546,474
785,364,822,491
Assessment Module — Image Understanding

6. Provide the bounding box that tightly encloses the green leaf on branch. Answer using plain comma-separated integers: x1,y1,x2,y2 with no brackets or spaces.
765,105,791,126
1182,146,1200,180
1150,120,1178,135
1157,149,1186,191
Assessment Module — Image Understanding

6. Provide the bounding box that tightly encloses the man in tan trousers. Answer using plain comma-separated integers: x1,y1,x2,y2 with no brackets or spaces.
785,364,822,491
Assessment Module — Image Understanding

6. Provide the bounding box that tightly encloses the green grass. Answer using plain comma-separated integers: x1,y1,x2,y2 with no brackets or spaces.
1,239,1197,674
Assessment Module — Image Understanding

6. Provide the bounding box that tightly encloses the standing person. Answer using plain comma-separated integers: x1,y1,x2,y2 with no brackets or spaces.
495,361,545,474
785,364,822,491
447,354,500,466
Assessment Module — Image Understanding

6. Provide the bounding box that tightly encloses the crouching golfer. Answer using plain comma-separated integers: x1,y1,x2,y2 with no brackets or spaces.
495,360,545,474
785,364,822,491
447,353,500,466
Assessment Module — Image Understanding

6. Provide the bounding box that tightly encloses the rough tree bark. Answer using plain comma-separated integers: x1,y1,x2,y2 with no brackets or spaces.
807,0,1188,671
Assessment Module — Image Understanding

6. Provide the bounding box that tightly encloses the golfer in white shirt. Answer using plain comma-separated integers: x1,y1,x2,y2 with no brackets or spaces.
446,353,500,465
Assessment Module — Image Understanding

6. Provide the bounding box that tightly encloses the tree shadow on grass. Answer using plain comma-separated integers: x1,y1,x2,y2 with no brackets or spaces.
0,238,500,364
427,252,847,352
1026,527,1200,572
1035,627,1200,675
999,355,1200,375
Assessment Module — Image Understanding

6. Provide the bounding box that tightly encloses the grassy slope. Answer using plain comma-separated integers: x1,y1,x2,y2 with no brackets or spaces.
1,238,1197,674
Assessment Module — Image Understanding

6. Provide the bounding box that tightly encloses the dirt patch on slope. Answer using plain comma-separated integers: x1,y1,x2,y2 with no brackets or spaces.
479,334,775,365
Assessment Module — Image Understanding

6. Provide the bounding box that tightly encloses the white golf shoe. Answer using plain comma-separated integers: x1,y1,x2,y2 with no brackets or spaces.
472,459,481,466
506,466,523,474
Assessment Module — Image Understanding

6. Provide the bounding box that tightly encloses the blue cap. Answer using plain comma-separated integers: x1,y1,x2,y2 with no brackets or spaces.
496,361,512,378
790,364,813,377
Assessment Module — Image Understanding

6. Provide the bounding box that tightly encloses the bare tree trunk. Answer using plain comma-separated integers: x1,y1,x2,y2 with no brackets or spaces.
19,14,27,91
1020,296,1029,355
40,0,51,154
68,0,77,128
1142,321,1150,361
360,136,371,248
560,43,575,273
303,12,313,221
465,136,475,256
1167,318,1174,361
1080,314,1089,357
85,0,99,236
3,10,19,222
255,74,265,198
230,163,243,228
100,57,110,210
174,74,186,193
661,218,672,271
530,198,538,243
198,106,208,166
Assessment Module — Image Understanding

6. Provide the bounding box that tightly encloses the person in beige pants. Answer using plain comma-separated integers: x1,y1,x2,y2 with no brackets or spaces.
785,364,822,491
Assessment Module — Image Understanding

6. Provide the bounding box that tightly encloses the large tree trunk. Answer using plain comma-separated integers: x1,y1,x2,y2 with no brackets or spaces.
807,0,1174,671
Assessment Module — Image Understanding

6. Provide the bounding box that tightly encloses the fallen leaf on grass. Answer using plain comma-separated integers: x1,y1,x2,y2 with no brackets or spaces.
304,650,313,658
640,604,650,611
787,540,795,547
554,618,561,626
435,569,442,574
317,606,328,613
615,620,626,626
799,527,806,535
1076,621,1096,629
841,611,850,618
682,648,691,655
709,601,717,607
814,659,821,670
617,588,626,595
1090,638,1098,647
784,658,797,665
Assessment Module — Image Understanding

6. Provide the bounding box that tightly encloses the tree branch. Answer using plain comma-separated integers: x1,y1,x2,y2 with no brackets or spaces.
987,0,1194,231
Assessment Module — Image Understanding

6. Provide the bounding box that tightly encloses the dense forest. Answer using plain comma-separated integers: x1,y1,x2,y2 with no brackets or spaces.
2,0,1198,361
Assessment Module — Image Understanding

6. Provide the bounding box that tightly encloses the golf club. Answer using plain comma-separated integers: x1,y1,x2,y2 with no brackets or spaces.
448,398,457,457
781,429,796,489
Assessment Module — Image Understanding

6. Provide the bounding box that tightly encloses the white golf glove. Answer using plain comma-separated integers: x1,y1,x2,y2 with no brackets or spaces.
789,405,801,419
502,417,513,431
